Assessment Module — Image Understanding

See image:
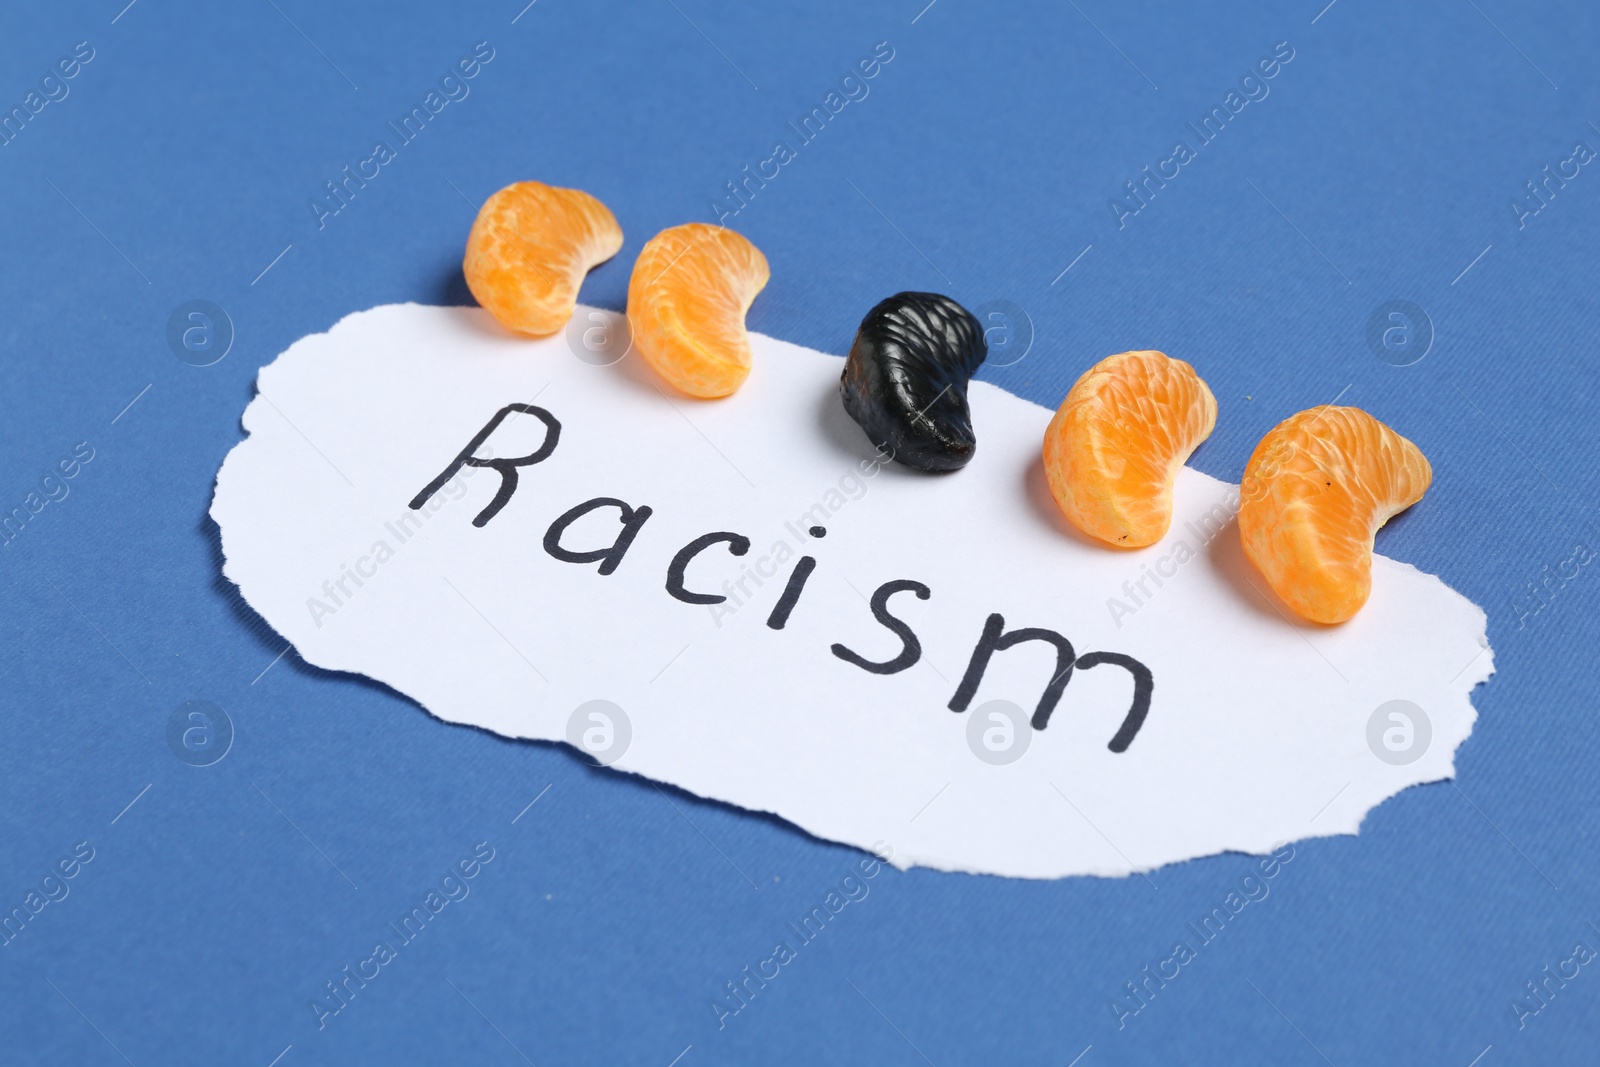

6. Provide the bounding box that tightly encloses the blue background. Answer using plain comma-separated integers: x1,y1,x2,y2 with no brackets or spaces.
2,0,1597,1063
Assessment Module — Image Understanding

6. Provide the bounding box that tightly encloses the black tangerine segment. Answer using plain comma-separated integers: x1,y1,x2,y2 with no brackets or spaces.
840,292,988,472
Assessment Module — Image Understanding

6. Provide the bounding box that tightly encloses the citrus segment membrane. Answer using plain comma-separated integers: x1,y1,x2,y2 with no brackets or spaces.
1043,351,1218,548
1238,405,1432,624
464,181,623,337
627,224,770,399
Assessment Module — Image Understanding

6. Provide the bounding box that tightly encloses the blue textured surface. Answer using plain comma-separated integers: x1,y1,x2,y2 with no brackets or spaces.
2,1,1597,1063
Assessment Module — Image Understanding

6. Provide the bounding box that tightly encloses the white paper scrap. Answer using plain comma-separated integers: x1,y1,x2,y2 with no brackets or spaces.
211,303,1493,879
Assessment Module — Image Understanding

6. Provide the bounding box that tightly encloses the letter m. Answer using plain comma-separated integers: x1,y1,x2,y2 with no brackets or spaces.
948,614,1154,751
398,106,430,137
795,503,831,529
0,107,29,142
1,507,27,540
398,908,430,938
795,107,829,140
0,908,28,942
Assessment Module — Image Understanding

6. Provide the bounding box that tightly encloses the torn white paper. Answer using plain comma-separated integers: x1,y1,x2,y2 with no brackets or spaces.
212,304,1493,879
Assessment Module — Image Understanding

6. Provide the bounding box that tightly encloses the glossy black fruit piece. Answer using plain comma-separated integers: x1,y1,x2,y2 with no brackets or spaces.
840,292,987,472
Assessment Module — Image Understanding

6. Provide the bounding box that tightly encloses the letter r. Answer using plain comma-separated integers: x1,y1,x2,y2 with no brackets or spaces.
410,403,561,526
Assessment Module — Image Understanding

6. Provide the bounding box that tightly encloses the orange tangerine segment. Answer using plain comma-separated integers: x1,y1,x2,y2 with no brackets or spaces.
1238,406,1432,624
464,181,623,336
1042,351,1218,547
627,223,770,398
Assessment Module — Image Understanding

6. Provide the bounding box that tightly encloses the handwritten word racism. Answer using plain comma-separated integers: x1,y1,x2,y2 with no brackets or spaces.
410,404,1154,751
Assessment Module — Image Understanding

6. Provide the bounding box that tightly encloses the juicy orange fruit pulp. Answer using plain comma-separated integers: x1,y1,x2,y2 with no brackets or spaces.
1043,351,1218,548
464,181,623,336
1239,406,1432,624
627,223,770,399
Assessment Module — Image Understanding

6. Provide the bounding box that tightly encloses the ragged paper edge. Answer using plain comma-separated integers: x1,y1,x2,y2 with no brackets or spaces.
210,303,1499,880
